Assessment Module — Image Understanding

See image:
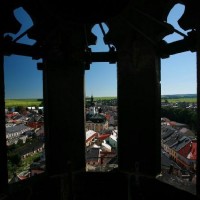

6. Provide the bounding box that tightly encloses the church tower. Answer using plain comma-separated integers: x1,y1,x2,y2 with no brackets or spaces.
90,94,94,106
89,94,96,115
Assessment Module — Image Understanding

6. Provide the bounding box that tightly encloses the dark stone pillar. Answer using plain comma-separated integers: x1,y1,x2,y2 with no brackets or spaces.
104,3,173,176
117,36,161,176
0,35,8,193
196,28,200,197
43,26,86,176
44,61,86,175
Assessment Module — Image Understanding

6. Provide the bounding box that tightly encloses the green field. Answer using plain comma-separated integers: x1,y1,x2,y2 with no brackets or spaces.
161,94,197,103
5,96,196,108
5,99,43,108
161,98,197,103
94,97,117,101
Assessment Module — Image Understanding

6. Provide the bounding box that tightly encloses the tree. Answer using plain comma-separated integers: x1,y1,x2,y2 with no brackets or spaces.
161,107,197,132
7,152,21,166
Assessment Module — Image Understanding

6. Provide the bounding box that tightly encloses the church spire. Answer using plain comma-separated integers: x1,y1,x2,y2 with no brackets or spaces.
90,94,94,106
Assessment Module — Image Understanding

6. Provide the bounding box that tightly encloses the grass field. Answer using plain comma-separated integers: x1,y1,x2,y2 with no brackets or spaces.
6,97,117,108
161,98,197,103
5,99,42,108
5,96,196,108
94,97,117,101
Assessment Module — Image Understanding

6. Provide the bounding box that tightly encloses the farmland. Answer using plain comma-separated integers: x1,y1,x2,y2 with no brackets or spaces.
161,97,196,103
5,99,43,108
93,96,117,101
161,94,197,103
5,94,197,108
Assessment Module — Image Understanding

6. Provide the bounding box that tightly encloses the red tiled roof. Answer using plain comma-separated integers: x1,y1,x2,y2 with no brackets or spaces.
188,141,197,160
97,134,110,140
18,175,28,180
169,121,176,126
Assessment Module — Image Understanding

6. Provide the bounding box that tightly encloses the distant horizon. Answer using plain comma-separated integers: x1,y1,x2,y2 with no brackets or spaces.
5,93,197,100
161,93,197,96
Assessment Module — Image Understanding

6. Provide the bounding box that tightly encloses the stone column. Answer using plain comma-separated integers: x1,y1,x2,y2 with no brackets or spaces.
0,34,8,193
42,25,86,176
106,17,161,176
196,27,200,197
117,35,161,176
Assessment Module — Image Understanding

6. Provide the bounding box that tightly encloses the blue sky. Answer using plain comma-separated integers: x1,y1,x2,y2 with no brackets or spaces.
161,4,196,96
4,3,196,99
